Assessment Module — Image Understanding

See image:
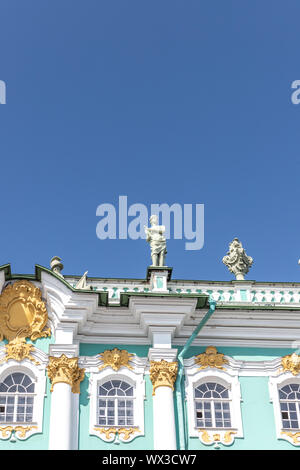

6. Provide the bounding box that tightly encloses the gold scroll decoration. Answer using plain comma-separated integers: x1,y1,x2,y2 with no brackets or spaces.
280,353,300,376
93,426,140,441
150,359,178,395
0,425,38,440
47,354,85,393
98,348,134,371
195,346,228,371
0,280,51,342
199,429,236,446
281,431,300,445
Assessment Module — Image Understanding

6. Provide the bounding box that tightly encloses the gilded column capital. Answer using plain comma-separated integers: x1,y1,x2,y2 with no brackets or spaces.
150,359,178,395
47,354,85,393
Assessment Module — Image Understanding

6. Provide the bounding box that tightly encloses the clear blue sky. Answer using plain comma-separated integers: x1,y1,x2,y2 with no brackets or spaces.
1,0,299,282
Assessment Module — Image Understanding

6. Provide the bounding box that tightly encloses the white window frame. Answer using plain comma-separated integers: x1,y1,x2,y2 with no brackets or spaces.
269,374,300,446
88,363,146,443
185,362,243,446
0,361,46,440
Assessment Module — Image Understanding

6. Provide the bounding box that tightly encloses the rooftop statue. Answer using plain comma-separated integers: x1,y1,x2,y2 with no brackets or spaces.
222,238,253,280
50,256,64,278
144,215,167,267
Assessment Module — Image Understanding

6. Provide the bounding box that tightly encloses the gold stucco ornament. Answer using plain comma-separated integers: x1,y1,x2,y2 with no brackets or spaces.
0,425,38,440
149,359,178,395
280,352,300,376
281,431,300,445
199,429,236,447
98,348,134,371
0,337,40,365
194,346,228,371
94,426,140,441
47,354,85,393
0,280,51,342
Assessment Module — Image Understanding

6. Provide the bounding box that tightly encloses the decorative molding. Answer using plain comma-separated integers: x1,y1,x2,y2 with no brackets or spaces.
199,429,237,448
281,431,300,446
150,359,178,395
93,426,140,442
98,348,134,372
0,425,38,440
194,346,228,371
0,280,51,342
47,354,85,393
0,338,40,365
280,353,300,376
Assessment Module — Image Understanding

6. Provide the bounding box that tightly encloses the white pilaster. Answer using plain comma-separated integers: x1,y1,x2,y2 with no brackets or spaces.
152,384,177,450
149,349,178,450
48,381,73,450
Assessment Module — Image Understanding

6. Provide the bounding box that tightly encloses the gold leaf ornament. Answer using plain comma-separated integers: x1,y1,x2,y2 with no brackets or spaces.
47,355,85,393
149,359,178,395
0,337,40,365
195,346,228,371
281,353,300,376
98,348,134,371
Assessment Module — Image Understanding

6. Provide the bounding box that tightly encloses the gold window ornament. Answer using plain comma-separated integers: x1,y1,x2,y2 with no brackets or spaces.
194,346,228,371
280,353,300,376
98,348,134,371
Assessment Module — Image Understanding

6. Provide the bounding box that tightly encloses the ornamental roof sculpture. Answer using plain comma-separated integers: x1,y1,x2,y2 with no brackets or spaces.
144,215,167,267
50,256,64,278
222,237,253,280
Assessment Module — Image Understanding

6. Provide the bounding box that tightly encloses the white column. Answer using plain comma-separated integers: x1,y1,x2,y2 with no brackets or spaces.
48,382,73,450
47,354,85,450
149,356,178,450
152,384,177,450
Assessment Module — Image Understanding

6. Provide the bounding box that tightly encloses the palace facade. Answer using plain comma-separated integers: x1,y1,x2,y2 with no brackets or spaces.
1,257,300,450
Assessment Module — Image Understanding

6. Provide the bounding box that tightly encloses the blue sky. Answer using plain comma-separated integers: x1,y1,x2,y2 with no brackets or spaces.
0,0,300,282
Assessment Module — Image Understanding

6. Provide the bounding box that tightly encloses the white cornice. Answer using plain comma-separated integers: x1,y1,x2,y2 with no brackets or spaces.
36,272,300,348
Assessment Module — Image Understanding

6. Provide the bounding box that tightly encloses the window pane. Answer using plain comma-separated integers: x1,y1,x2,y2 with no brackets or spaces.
120,382,130,391
12,373,24,384
111,381,121,388
3,376,13,388
207,383,216,390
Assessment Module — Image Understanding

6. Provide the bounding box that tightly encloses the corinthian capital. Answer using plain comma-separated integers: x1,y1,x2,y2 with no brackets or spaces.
150,359,178,395
222,238,253,280
47,354,85,393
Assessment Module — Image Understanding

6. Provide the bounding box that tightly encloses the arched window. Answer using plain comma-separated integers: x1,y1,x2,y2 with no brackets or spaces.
194,381,231,429
278,383,300,430
0,372,35,424
97,379,134,427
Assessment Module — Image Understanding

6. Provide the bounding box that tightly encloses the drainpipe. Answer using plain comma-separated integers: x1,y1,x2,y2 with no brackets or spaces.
175,300,216,450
